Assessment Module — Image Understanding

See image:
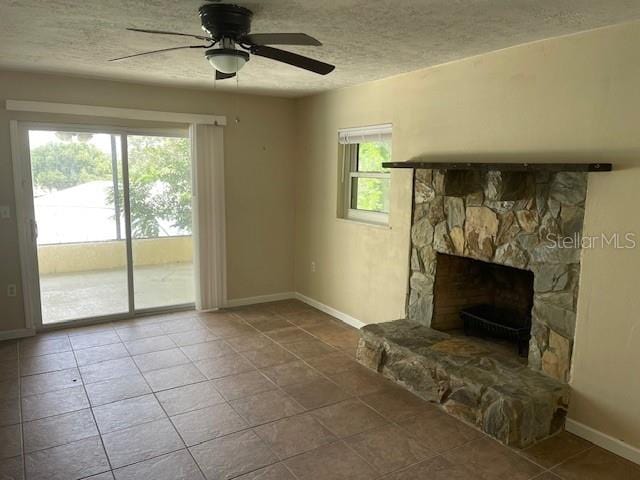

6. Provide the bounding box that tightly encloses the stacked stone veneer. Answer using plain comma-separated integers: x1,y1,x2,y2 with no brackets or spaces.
407,169,587,382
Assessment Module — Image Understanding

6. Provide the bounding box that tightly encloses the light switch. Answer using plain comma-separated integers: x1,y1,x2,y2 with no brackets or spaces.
0,206,10,219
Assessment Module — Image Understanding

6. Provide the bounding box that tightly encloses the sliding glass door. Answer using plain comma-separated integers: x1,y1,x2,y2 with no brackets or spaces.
26,126,194,325
127,135,194,310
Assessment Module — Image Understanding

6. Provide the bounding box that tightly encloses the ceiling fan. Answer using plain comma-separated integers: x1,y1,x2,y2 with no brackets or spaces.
110,3,335,80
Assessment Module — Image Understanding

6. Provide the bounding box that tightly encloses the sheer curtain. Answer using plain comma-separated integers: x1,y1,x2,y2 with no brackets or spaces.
190,124,226,311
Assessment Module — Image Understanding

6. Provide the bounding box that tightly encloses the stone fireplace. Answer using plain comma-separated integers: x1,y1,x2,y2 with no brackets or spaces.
356,168,588,447
407,169,586,381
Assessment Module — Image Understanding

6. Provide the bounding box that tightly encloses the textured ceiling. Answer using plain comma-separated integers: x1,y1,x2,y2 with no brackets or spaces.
2,0,640,97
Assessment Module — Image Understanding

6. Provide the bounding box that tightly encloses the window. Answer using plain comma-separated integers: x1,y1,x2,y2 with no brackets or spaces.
338,124,392,225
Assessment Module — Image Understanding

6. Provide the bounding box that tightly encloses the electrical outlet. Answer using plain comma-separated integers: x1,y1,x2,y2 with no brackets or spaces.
311,261,316,273
0,206,9,220
7,284,17,297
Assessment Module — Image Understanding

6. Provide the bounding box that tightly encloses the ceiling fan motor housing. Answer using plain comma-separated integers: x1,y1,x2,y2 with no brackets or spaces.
199,3,253,41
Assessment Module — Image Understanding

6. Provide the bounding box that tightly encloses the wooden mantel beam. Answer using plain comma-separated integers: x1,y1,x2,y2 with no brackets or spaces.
382,162,612,172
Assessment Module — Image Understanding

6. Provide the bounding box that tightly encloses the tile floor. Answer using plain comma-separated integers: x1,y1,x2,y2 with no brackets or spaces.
1,299,639,480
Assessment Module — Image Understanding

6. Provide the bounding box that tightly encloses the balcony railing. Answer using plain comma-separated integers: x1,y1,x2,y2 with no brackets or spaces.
37,235,193,275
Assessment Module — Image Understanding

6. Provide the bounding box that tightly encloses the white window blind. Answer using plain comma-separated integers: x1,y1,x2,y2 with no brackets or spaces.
338,124,392,145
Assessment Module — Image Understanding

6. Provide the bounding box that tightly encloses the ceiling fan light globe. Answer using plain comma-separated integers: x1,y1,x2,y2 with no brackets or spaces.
206,49,249,74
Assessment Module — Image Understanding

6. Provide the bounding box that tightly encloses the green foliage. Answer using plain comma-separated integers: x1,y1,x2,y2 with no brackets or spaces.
126,136,192,238
353,141,391,213
353,177,390,213
357,141,390,173
31,142,111,190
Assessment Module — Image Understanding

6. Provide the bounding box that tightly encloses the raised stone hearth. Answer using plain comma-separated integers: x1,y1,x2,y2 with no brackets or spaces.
356,319,569,448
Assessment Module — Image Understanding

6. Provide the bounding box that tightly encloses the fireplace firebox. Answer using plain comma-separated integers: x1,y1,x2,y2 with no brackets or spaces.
432,253,534,358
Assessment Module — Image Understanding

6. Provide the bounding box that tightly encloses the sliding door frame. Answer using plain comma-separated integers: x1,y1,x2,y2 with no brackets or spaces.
11,120,195,331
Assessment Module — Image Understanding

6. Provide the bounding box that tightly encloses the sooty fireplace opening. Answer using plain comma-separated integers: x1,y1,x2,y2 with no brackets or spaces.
432,253,534,358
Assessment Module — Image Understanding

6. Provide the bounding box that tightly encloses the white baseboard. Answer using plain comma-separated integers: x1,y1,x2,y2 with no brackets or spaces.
0,328,35,341
294,292,366,329
224,290,366,330
566,418,640,465
224,292,295,308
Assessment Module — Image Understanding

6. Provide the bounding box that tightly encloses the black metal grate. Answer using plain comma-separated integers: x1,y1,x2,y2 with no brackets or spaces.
461,304,531,357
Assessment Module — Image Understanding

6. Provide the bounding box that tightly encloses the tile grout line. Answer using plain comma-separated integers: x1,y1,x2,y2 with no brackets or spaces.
337,404,447,476
540,445,597,478
107,446,188,477
513,439,594,474
231,309,359,392
100,330,187,475
138,346,210,480
80,324,195,475
69,340,115,477
17,338,27,480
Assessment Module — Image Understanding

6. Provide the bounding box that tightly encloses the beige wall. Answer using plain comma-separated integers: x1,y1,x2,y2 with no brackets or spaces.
294,22,640,450
0,71,296,331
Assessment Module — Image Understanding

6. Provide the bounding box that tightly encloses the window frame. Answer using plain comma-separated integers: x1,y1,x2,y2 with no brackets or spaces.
339,137,391,226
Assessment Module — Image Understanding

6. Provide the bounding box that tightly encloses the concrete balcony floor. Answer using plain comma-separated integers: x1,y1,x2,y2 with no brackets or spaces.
40,262,194,324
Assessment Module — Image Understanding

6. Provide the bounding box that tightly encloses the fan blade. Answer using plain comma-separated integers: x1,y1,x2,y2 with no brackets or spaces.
127,27,212,41
250,45,335,75
216,70,236,80
109,45,206,62
243,33,321,46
